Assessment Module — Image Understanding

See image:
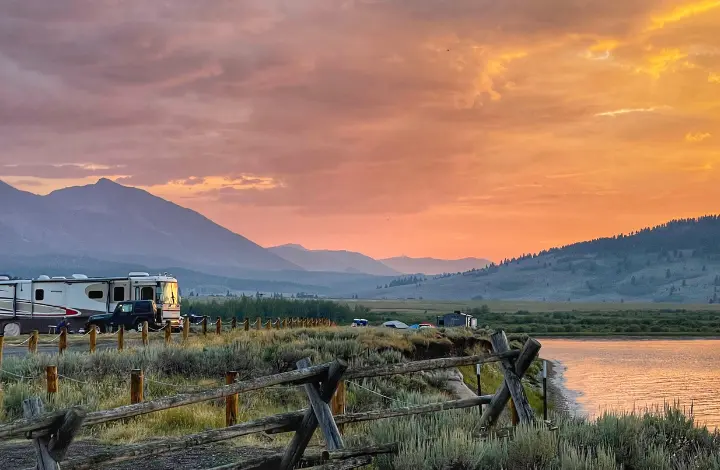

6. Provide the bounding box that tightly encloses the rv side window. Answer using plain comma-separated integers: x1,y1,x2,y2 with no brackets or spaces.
35,289,44,301
88,290,104,300
140,287,154,301
113,287,125,302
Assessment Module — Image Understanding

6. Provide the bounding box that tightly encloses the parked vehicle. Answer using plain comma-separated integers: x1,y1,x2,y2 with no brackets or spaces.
351,318,369,327
85,300,160,333
0,272,181,336
382,320,409,329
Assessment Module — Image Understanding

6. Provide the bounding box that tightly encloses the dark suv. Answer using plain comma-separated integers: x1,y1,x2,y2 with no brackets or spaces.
85,300,159,333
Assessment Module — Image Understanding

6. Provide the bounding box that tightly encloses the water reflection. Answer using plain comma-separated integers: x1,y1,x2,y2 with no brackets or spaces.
541,339,720,429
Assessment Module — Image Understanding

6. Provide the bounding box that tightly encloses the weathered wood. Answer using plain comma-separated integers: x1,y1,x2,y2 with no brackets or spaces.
29,330,38,354
216,318,222,335
23,397,58,470
46,366,58,396
225,371,239,426
256,317,261,331
279,358,347,470
202,316,208,335
479,336,541,428
62,395,489,469
265,320,271,330
302,456,373,470
482,332,535,426
243,319,249,331
345,350,519,380
0,334,4,369
89,327,96,353
299,358,345,450
331,381,346,434
61,411,305,470
0,353,507,439
183,316,190,341
47,408,86,461
142,321,149,346
231,317,237,330
208,443,397,470
164,320,172,344
117,325,124,351
58,328,67,355
130,369,143,404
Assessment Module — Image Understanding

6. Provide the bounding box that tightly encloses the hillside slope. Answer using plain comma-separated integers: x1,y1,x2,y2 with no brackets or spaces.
381,256,491,275
362,217,720,304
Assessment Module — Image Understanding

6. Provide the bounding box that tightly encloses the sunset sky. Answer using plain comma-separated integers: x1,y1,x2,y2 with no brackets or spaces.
2,0,720,261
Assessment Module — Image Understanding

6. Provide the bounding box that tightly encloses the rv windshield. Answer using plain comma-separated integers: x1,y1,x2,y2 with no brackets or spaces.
158,282,179,305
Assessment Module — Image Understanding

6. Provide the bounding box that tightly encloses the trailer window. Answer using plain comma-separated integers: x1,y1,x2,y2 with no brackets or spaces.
113,287,125,302
35,289,44,301
88,290,104,300
140,287,154,301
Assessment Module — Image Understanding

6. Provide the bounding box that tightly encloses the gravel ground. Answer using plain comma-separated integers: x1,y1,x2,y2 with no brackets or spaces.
0,439,281,470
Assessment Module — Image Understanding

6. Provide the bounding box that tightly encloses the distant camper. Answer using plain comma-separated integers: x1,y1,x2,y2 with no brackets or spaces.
436,311,477,328
351,318,368,327
0,272,181,336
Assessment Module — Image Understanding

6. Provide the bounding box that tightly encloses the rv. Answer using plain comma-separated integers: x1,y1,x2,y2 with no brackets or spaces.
0,272,181,336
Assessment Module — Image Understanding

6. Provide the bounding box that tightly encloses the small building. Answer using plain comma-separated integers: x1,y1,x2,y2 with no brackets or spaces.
436,311,477,328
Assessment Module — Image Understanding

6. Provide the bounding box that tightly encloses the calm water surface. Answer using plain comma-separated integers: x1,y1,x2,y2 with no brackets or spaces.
541,339,720,429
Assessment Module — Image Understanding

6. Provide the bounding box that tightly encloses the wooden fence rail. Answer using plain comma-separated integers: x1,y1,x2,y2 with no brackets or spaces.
0,331,541,470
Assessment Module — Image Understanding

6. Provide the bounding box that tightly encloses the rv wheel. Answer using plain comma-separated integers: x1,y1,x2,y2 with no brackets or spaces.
2,322,21,337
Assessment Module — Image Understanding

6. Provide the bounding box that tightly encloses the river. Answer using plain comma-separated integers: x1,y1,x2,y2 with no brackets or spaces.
541,338,720,429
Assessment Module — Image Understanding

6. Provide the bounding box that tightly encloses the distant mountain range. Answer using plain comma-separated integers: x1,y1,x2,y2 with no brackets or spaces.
0,178,297,271
268,244,400,276
267,244,491,276
361,216,720,304
0,179,491,294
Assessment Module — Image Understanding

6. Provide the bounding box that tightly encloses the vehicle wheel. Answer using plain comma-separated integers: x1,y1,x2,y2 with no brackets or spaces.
87,324,102,334
135,322,143,333
2,322,21,337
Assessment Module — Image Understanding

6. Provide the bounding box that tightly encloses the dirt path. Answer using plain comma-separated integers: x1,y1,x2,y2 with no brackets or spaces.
0,439,280,469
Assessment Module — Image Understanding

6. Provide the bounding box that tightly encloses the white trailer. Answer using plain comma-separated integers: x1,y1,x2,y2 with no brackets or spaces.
0,272,181,336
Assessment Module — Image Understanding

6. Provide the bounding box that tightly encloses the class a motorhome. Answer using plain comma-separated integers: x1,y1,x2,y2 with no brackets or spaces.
0,272,181,336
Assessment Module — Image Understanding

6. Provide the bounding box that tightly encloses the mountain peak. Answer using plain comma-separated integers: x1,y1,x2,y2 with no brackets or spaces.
273,243,309,251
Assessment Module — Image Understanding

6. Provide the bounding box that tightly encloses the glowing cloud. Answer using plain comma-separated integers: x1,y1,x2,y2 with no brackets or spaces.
648,0,720,30
710,73,720,83
594,106,671,117
686,132,712,142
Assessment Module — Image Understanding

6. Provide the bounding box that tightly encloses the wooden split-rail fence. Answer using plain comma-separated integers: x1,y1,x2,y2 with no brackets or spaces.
0,331,541,470
0,317,332,361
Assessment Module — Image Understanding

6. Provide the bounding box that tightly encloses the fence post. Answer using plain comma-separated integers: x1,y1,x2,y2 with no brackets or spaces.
331,380,346,434
231,317,237,330
202,316,208,336
46,365,58,397
131,369,144,404
0,334,4,370
274,319,280,330
225,371,239,427
216,318,222,335
542,360,548,421
183,316,190,342
58,328,67,355
89,327,96,353
165,321,172,345
142,321,149,346
29,330,38,354
243,319,249,331
118,326,124,351
256,318,262,331
475,363,483,413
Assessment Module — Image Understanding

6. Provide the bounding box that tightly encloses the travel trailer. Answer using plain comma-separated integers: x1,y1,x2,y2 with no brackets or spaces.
0,272,181,336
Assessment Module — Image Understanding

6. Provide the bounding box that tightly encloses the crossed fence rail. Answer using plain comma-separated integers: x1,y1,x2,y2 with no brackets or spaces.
0,330,542,469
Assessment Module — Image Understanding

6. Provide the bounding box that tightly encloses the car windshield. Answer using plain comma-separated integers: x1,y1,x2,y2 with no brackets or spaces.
116,303,133,313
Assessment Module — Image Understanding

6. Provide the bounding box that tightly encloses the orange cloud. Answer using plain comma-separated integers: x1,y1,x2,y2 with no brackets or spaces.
648,0,720,31
686,132,712,142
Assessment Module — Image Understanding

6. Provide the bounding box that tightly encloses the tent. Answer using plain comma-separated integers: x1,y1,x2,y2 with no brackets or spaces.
382,320,409,329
